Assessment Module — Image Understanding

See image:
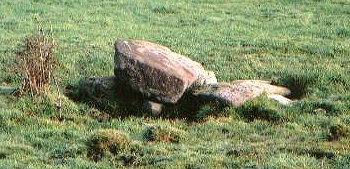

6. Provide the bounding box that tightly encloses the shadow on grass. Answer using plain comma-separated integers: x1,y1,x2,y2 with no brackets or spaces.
292,100,343,116
64,76,223,122
64,76,145,119
283,147,336,159
271,72,319,100
236,96,289,124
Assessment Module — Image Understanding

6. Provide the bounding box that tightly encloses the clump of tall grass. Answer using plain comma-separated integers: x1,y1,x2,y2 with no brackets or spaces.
16,27,56,96
327,123,348,141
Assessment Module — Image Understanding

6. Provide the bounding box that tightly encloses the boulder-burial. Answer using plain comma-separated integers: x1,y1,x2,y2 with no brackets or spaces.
68,39,292,117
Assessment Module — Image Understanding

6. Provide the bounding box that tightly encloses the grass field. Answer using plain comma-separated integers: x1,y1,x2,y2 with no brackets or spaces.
0,0,350,168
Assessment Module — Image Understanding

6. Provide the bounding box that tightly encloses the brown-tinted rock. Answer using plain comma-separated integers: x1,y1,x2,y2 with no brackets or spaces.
114,39,217,104
143,101,163,116
192,80,292,106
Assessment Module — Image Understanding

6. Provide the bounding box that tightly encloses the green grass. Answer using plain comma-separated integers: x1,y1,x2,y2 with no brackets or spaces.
1,0,350,168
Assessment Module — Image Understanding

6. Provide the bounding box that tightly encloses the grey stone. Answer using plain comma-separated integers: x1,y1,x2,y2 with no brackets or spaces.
143,101,163,116
0,86,17,95
114,39,217,104
192,80,292,106
268,94,293,105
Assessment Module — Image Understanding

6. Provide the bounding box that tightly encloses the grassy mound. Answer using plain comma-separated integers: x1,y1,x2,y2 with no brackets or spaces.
86,129,131,161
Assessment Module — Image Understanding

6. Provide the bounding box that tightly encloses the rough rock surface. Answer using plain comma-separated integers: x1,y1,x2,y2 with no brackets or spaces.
143,101,163,116
192,80,292,106
114,39,217,104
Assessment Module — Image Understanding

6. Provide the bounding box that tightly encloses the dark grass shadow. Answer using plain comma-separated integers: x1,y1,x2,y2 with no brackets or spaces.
292,100,344,116
282,147,336,159
235,96,289,124
64,76,147,119
271,72,319,100
64,76,223,122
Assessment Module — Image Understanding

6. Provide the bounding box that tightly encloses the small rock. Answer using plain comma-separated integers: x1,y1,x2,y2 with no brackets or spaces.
313,108,326,114
143,101,163,115
0,86,17,95
268,94,293,105
114,39,217,104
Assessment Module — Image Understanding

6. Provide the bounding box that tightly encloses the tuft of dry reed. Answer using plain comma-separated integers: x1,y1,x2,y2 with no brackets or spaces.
17,28,56,96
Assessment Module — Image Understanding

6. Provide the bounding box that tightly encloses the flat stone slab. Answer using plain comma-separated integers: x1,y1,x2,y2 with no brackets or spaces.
193,80,292,106
114,39,217,104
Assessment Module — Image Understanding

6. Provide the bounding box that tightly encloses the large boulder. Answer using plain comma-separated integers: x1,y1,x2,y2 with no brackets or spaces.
114,39,217,104
192,80,292,106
